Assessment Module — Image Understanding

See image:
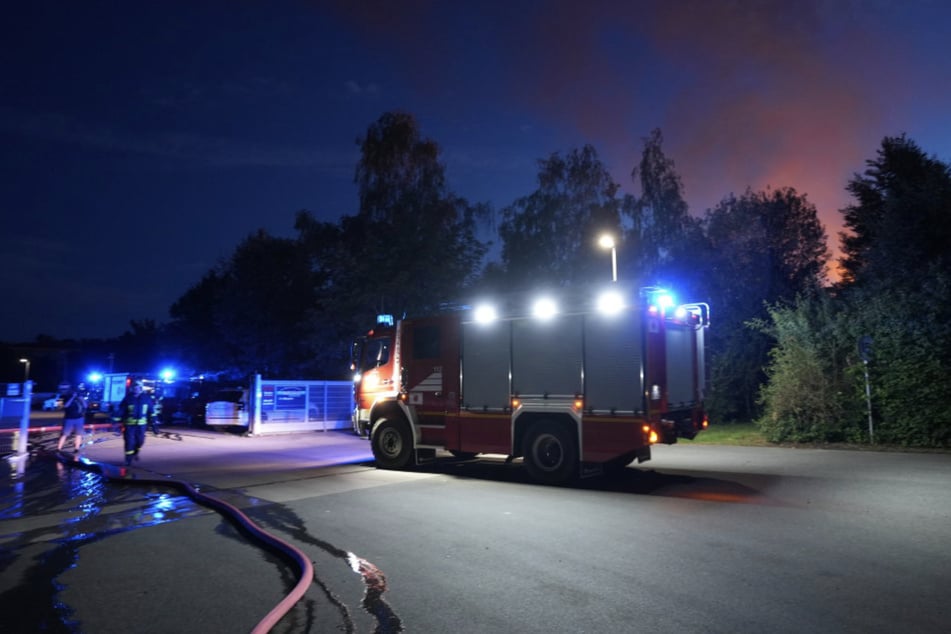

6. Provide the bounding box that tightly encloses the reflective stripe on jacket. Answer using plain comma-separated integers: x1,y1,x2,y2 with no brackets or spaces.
114,393,154,425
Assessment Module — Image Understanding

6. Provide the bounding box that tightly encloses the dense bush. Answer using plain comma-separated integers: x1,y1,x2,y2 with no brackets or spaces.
755,297,859,443
840,275,951,446
756,278,951,447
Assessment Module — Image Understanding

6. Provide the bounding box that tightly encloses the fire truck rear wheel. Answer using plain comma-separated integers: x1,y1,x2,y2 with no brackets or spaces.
371,417,413,469
523,421,578,485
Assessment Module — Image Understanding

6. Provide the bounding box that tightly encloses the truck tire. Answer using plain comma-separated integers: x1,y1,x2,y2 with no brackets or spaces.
523,421,578,484
371,417,413,469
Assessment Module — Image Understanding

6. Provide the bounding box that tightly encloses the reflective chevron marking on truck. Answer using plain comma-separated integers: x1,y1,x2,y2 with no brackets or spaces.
409,369,442,404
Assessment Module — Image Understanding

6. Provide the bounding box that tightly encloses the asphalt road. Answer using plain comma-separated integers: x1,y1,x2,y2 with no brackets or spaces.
2,431,950,633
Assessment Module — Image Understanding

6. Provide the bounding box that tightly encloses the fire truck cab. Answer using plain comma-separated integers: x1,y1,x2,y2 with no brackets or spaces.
351,287,709,484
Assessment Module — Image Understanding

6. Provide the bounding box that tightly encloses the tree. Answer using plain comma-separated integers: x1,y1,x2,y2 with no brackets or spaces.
760,270,951,448
113,319,164,373
496,144,621,290
831,136,951,445
625,129,704,292
170,111,487,379
349,111,487,318
833,136,951,446
839,134,951,288
838,271,951,446
705,187,828,307
293,112,488,374
166,270,226,371
702,187,829,422
753,136,951,447
169,230,320,377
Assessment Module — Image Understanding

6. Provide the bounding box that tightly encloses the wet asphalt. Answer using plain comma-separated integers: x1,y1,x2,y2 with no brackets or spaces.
0,425,376,633
5,422,951,634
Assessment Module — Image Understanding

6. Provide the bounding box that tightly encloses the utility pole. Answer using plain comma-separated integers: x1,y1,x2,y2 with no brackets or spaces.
859,336,874,444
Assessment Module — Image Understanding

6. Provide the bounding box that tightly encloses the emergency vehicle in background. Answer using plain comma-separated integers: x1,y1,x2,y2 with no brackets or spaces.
97,372,134,414
91,371,179,419
92,372,159,414
351,286,710,484
87,370,243,426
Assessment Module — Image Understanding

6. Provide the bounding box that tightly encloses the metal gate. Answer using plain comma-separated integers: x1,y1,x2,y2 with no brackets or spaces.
248,375,353,435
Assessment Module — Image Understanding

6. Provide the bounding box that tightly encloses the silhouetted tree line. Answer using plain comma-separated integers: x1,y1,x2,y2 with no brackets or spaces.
11,112,949,447
755,135,951,446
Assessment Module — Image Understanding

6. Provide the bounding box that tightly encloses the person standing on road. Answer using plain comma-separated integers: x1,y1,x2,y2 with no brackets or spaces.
57,385,86,453
114,380,154,466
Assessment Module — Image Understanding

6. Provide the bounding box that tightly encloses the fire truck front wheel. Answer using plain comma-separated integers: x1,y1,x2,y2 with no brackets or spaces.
523,421,578,485
371,417,413,469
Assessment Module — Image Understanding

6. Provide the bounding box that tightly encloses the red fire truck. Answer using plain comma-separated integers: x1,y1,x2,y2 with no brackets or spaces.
351,287,710,484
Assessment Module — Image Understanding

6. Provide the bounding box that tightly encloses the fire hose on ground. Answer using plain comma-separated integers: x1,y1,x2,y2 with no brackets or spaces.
49,449,313,634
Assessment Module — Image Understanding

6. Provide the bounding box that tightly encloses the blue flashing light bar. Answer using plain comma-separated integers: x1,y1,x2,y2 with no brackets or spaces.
641,286,675,311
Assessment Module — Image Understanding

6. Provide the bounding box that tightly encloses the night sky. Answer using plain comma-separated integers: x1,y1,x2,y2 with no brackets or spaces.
2,0,949,342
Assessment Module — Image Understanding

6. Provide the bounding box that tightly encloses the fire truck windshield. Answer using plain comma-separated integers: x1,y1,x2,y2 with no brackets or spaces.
359,337,391,372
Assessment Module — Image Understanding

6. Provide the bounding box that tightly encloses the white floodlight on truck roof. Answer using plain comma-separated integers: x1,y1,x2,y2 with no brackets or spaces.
532,297,559,321
596,289,625,316
473,303,498,324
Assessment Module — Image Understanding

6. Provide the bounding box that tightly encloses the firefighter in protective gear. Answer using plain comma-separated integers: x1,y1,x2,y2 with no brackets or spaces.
114,380,155,466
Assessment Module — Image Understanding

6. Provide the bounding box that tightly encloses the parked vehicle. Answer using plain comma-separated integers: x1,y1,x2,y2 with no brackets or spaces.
351,287,710,484
43,394,65,411
158,382,246,427
97,373,135,415
204,388,249,427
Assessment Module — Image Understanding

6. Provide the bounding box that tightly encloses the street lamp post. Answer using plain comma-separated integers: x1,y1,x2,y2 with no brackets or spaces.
598,234,618,282
19,358,30,383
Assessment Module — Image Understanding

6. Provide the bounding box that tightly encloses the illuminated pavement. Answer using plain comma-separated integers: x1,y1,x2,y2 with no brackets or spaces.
74,425,374,488
4,426,951,633
1,426,379,633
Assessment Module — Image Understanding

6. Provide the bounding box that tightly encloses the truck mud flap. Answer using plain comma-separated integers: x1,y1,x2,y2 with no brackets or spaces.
414,447,436,465
580,462,604,479
635,446,651,463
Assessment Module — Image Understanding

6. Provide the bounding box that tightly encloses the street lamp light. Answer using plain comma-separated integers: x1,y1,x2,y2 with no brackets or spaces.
19,358,30,382
598,234,617,282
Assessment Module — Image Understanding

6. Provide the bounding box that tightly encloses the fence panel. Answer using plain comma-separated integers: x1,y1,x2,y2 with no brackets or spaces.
250,377,353,435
